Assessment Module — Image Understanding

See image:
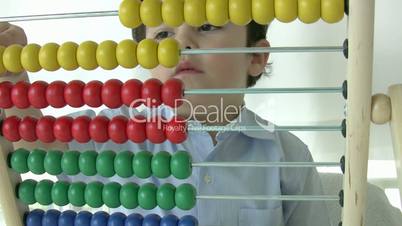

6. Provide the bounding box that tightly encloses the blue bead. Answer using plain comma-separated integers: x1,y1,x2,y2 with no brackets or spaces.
178,215,198,226
143,214,161,226
161,214,179,226
125,213,143,226
59,210,77,226
26,209,45,226
91,211,109,226
42,209,60,226
108,212,126,226
76,211,93,226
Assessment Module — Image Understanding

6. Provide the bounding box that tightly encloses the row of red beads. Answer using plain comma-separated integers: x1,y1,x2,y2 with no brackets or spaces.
1,115,187,144
0,78,184,109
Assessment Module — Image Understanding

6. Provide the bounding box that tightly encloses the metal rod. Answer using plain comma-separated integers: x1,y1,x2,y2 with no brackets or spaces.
196,195,339,201
188,125,342,132
181,46,343,54
192,161,340,168
185,87,343,95
0,10,118,22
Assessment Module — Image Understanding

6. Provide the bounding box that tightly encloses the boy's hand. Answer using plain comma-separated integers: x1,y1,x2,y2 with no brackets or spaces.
0,22,28,77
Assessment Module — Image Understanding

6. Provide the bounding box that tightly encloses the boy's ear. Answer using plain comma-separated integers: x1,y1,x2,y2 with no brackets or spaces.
247,39,270,77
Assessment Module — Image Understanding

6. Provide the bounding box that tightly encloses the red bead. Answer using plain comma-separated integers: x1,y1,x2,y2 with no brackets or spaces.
165,115,188,144
36,116,56,143
83,80,103,107
2,116,21,142
108,116,128,143
162,78,184,108
142,78,162,108
46,81,67,108
126,115,146,143
53,116,73,142
19,116,38,142
65,80,85,107
72,116,91,143
146,115,166,144
89,116,109,142
11,81,30,108
0,81,13,108
121,79,142,108
102,79,122,108
28,81,49,108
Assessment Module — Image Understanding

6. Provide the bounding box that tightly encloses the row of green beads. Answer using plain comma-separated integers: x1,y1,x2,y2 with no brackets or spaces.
9,148,192,179
17,180,196,210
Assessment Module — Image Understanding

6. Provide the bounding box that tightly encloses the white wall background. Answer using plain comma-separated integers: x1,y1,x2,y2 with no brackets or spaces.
0,0,401,219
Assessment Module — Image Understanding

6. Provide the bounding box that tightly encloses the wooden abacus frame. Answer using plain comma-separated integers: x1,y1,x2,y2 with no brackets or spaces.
1,0,401,226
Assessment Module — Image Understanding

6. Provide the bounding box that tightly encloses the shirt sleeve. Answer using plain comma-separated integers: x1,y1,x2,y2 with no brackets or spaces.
279,132,332,226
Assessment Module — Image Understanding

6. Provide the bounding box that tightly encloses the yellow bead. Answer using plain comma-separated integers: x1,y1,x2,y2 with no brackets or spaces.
137,39,158,69
3,44,24,74
116,39,138,69
162,0,184,27
58,42,79,71
206,0,229,26
141,0,163,27
184,0,206,27
39,43,60,71
77,41,98,70
322,0,344,23
229,0,251,26
298,0,320,24
119,0,142,28
0,46,7,75
252,0,274,25
275,0,298,23
21,44,41,72
158,38,180,68
97,40,118,70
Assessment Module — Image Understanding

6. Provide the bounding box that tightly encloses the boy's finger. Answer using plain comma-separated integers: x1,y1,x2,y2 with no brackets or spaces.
0,25,27,46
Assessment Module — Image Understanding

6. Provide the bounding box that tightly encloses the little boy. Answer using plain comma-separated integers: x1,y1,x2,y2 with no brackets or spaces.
0,18,331,226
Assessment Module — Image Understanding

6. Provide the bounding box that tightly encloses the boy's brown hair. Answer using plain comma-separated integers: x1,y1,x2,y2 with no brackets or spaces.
132,21,269,88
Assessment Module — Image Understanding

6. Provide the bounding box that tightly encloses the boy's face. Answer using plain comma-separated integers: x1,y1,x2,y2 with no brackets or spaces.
145,23,268,122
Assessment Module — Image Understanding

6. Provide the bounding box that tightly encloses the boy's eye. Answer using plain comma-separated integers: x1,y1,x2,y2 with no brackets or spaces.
198,24,222,32
154,31,173,40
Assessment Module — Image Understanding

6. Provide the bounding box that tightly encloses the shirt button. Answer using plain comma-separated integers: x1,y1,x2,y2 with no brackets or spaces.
204,174,212,184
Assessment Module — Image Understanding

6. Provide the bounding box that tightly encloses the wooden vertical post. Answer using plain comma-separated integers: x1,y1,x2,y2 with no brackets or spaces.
342,0,375,225
388,84,402,204
0,110,27,226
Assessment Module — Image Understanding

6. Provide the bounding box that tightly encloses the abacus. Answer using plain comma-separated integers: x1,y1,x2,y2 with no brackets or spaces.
0,0,399,226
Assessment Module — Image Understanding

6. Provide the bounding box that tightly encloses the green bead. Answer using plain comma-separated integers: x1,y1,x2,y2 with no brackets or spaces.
157,183,176,210
138,183,157,210
34,180,54,205
151,151,171,178
114,151,134,178
96,150,116,177
175,183,196,210
171,151,192,179
103,182,121,208
68,182,86,207
61,150,80,175
27,149,46,174
120,183,139,209
85,181,104,208
18,179,37,205
44,150,63,175
133,151,152,178
51,181,70,206
79,150,98,176
10,148,30,173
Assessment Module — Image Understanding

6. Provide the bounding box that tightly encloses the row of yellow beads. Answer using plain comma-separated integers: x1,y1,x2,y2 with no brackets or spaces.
119,0,344,29
0,38,179,74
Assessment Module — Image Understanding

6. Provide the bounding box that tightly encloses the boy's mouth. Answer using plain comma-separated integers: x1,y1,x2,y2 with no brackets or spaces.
173,61,203,78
